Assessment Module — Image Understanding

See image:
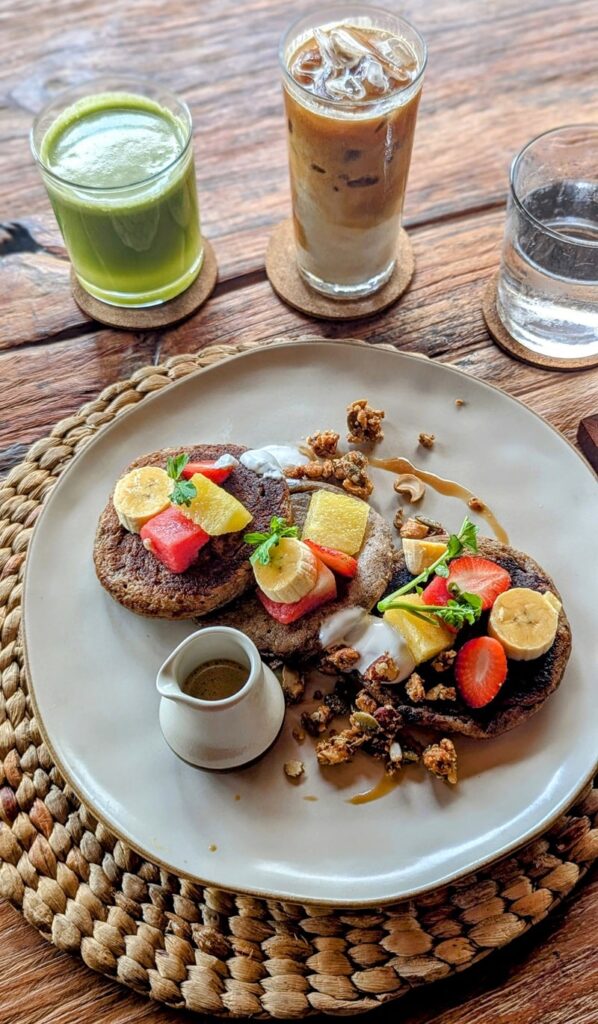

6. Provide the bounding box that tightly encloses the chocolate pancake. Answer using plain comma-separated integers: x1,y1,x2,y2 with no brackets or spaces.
94,445,291,619
374,537,572,739
205,481,394,658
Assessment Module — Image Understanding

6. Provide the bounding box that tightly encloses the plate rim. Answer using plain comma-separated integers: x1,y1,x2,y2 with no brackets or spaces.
21,338,598,907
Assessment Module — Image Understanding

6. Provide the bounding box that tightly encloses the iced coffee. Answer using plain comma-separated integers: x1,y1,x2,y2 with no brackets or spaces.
280,7,426,298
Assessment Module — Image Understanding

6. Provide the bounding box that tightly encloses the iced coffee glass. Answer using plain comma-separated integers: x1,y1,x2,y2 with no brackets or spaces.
280,5,426,299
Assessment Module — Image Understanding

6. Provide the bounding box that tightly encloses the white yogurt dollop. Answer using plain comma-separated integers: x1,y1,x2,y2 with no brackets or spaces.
213,454,240,469
319,607,415,683
240,445,310,480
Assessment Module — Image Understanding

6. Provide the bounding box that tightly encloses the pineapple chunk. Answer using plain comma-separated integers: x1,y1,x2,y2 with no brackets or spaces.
302,489,369,555
384,595,454,665
181,473,252,535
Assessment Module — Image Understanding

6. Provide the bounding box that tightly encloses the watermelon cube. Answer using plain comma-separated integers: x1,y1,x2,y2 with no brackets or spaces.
140,506,209,573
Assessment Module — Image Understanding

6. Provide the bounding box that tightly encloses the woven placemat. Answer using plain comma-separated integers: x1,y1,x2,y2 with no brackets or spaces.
0,339,596,1019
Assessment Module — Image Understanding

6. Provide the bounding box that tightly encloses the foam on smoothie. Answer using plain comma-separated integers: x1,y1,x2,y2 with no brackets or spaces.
41,94,186,188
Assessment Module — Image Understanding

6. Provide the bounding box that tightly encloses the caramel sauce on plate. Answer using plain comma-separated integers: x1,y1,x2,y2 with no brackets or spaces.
370,455,509,544
348,772,400,805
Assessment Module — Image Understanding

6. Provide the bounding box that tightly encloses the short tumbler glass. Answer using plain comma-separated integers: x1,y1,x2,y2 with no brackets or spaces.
31,78,203,308
280,6,426,300
496,125,598,360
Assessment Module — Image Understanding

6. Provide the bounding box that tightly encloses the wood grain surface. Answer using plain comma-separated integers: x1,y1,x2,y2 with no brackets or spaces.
0,0,597,1021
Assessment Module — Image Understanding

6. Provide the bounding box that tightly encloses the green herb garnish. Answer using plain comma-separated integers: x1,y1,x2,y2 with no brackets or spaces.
167,453,197,507
386,588,483,629
377,516,478,613
244,516,299,565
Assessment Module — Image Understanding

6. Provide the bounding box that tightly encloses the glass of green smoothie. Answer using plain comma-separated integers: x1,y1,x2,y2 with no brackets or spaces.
31,78,203,307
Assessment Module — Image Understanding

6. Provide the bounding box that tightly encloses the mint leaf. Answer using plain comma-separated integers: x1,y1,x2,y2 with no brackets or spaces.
244,516,299,565
459,516,479,553
166,452,197,506
167,453,190,480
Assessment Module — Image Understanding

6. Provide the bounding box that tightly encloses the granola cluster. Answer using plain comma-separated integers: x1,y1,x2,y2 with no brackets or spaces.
346,399,385,444
363,654,399,684
287,450,373,500
404,670,457,703
320,646,360,675
399,515,447,539
306,429,340,459
304,669,458,782
418,432,435,449
422,739,458,785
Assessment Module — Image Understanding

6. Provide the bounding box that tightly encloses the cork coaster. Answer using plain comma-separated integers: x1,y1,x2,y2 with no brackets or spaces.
266,218,414,319
483,272,598,371
70,238,218,329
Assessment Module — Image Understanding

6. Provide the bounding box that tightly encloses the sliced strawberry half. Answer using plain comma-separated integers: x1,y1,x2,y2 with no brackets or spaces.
454,636,508,708
257,561,337,624
181,459,234,484
422,556,511,611
304,540,358,578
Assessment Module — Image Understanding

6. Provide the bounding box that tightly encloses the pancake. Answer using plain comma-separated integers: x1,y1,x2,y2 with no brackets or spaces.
93,445,291,619
372,537,572,739
205,481,394,657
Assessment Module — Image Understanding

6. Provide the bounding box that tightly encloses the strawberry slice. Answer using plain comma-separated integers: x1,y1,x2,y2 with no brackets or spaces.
257,561,337,624
421,573,450,607
304,540,358,578
140,506,209,573
454,636,508,708
181,459,234,484
422,556,511,611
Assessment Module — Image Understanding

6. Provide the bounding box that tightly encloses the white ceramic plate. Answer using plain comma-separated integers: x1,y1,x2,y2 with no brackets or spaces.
23,341,597,906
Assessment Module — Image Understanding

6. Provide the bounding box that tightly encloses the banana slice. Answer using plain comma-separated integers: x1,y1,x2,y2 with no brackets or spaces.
113,467,172,533
488,588,559,661
253,537,318,604
402,538,447,575
542,591,562,615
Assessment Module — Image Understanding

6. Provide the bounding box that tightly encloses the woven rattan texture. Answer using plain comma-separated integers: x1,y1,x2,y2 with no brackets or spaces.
0,341,596,1018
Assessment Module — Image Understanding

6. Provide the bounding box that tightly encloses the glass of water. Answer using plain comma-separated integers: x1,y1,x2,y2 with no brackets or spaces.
496,125,598,360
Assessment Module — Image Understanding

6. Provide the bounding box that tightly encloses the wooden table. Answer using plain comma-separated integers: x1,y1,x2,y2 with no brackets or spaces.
1,0,596,1021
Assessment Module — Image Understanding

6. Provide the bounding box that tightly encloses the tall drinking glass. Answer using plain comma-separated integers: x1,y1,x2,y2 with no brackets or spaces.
31,78,203,307
497,125,598,360
280,6,426,300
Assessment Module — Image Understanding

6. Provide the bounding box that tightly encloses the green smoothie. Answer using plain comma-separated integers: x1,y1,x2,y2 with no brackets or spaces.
38,92,202,306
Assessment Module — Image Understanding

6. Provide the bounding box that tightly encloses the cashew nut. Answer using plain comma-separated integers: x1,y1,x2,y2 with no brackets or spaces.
393,473,425,502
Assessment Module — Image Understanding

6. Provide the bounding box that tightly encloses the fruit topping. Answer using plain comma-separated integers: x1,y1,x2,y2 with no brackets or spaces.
378,516,478,613
181,473,252,535
113,467,172,533
140,506,209,573
402,538,447,575
302,489,369,555
488,588,559,661
304,540,358,578
181,456,237,484
257,560,337,624
253,536,319,604
454,636,508,708
384,595,456,665
422,556,511,612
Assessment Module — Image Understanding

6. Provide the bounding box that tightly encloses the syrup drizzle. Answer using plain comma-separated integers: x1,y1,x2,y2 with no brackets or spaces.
348,772,399,805
370,456,509,545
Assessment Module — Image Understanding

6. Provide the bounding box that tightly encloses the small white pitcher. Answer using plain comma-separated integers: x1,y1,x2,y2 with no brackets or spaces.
156,626,285,770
